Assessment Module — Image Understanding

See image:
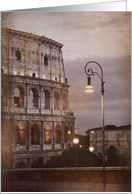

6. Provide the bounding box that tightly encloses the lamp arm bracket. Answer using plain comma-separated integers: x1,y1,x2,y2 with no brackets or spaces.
84,61,104,83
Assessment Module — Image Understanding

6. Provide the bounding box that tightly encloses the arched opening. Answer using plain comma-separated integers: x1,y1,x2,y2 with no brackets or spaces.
97,152,102,160
44,55,48,66
15,50,21,60
16,162,26,169
30,88,38,108
15,124,26,145
106,145,118,166
43,90,50,109
31,161,38,168
62,93,67,110
14,86,24,107
55,125,61,144
64,125,68,143
31,124,40,145
44,124,52,144
54,91,59,110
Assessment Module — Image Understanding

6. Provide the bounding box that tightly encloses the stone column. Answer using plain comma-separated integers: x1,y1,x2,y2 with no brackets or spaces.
39,85,41,114
52,121,54,149
26,120,29,151
41,53,44,65
24,38,27,76
50,47,52,80
40,121,43,151
51,87,54,114
62,121,64,149
26,83,28,114
60,89,62,114
59,50,62,82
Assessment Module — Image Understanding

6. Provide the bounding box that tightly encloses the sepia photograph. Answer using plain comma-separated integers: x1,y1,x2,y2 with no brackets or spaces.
1,12,131,192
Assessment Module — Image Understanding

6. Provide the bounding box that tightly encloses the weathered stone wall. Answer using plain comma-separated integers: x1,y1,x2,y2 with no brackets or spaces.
2,167,131,192
88,125,131,164
1,27,75,169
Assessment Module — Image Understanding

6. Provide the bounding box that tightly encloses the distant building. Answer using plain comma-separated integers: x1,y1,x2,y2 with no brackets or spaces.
1,27,75,169
86,125,131,165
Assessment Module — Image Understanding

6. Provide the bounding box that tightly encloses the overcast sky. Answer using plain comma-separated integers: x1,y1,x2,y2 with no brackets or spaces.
1,12,131,133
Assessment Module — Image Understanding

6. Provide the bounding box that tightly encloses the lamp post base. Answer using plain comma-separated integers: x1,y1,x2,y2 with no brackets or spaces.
102,179,106,192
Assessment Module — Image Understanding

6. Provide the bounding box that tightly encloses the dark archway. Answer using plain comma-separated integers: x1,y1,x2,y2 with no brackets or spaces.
16,162,26,169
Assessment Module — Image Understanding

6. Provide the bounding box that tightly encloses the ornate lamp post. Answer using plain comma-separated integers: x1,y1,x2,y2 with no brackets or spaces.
73,137,79,167
84,61,106,192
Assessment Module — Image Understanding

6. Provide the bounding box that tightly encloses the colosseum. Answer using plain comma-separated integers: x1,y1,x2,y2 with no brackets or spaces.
1,27,75,169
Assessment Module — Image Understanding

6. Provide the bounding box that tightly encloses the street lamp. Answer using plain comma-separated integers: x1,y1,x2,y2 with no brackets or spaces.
73,137,79,167
84,61,106,192
89,146,94,166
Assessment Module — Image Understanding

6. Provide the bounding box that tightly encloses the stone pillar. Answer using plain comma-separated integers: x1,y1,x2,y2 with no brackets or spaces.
52,121,54,149
40,121,43,151
62,121,64,149
24,38,27,76
26,83,28,114
39,85,41,114
41,53,44,65
26,120,29,151
60,89,62,114
51,87,54,114
50,47,52,80
37,52,40,78
59,50,61,82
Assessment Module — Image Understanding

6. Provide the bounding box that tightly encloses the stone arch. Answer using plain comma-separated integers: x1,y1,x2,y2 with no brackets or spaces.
44,124,52,144
107,145,117,154
42,90,50,109
15,49,21,60
106,145,118,165
97,152,102,160
30,88,38,108
64,125,68,143
14,124,26,145
54,91,59,110
13,86,24,107
55,125,61,143
31,160,38,168
31,124,40,145
44,55,48,66
15,162,26,169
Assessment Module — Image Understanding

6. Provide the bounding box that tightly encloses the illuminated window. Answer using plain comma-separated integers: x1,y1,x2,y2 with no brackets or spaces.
15,124,26,145
55,125,61,143
44,125,52,144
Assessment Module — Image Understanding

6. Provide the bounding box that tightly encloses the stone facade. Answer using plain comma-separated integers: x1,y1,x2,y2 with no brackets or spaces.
86,125,131,164
1,27,75,169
